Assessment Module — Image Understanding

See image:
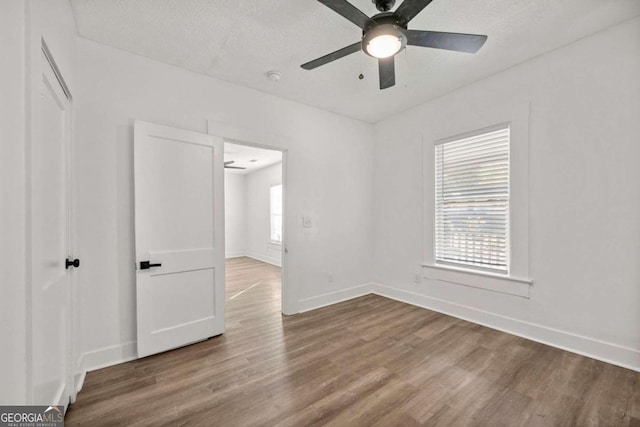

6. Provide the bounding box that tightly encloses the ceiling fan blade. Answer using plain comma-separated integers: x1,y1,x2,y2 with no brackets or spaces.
317,0,372,29
301,42,361,70
224,160,246,169
379,57,395,90
394,0,435,24
407,30,487,53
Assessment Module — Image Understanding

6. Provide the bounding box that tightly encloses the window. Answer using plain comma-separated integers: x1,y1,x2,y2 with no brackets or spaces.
435,125,510,273
270,184,283,243
423,103,530,297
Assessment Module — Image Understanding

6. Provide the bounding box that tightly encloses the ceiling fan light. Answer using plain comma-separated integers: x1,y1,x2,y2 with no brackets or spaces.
366,34,402,58
362,24,407,59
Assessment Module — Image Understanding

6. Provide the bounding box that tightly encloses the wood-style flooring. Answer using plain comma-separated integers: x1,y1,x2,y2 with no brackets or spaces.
66,257,640,426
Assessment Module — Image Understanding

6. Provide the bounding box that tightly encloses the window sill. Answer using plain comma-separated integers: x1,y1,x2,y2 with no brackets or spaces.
269,241,282,246
421,263,532,298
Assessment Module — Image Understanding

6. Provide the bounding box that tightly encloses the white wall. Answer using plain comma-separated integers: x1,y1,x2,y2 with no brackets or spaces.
224,172,247,258
224,162,283,266
0,0,27,405
246,162,283,266
0,0,78,404
75,38,374,370
372,17,640,370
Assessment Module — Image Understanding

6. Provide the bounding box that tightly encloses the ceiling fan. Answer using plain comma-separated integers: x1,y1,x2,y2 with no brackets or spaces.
224,161,246,170
301,0,488,89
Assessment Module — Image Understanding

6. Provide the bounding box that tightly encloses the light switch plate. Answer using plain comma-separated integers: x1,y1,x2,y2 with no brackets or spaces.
303,217,312,228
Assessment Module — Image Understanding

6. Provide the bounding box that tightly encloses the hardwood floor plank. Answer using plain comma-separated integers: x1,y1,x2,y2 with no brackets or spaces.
66,257,640,426
275,367,394,427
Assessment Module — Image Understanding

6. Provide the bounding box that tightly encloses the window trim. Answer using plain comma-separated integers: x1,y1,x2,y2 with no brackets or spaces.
422,102,532,298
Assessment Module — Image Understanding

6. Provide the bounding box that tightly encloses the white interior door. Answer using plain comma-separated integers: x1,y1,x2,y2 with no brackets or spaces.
134,121,225,358
31,51,72,407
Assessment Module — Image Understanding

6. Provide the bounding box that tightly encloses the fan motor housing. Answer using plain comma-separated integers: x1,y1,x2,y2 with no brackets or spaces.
364,12,407,33
373,0,396,12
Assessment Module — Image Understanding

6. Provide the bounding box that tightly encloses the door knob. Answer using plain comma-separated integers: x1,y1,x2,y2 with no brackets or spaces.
140,261,162,270
65,258,80,269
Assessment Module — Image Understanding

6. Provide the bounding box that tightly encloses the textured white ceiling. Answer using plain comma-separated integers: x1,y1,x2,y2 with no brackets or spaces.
224,142,282,175
70,0,640,122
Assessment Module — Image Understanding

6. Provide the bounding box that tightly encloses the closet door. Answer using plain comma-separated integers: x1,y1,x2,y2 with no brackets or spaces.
31,50,73,407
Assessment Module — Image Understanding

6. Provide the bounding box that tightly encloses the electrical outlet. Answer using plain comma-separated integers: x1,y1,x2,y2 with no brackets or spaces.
414,273,422,284
328,274,334,283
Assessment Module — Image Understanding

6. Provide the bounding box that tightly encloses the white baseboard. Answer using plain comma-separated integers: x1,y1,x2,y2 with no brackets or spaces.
83,341,137,372
371,282,640,372
225,252,247,259
72,370,86,404
74,353,86,396
246,252,281,267
298,283,373,313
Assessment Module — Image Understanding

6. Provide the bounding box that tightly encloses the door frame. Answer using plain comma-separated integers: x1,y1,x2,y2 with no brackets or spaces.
208,121,295,315
25,36,78,406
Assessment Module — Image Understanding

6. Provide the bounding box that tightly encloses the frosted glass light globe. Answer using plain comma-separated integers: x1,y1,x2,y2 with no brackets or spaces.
362,24,407,59
366,34,403,59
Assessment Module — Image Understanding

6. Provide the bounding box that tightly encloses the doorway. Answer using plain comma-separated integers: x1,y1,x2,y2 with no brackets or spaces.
223,141,286,321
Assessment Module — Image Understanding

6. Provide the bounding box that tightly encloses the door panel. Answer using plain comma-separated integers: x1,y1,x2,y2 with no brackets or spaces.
150,268,215,332
134,121,225,358
31,52,70,406
139,137,214,250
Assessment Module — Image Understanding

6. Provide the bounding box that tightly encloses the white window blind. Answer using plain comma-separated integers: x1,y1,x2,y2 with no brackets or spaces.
270,184,283,243
435,125,510,273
